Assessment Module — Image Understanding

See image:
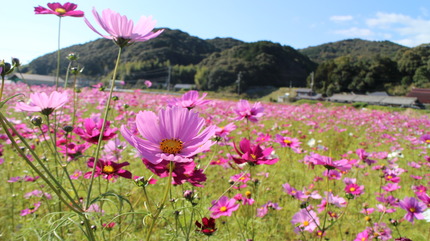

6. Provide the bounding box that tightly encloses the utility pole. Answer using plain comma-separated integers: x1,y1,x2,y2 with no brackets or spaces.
166,66,171,91
236,71,242,95
310,71,314,92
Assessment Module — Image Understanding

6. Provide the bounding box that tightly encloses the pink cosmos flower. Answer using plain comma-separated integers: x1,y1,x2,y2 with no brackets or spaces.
308,153,351,172
70,170,82,180
121,106,215,165
344,183,365,196
20,202,41,216
167,90,211,110
144,80,152,88
275,134,301,149
398,197,427,223
291,209,320,234
58,142,90,160
282,183,302,199
16,91,68,115
74,116,118,144
232,138,278,166
356,148,377,166
34,2,84,17
103,138,126,161
209,196,239,219
354,229,371,241
229,172,251,189
256,201,282,217
233,99,264,122
234,193,255,206
84,157,132,181
8,176,22,183
381,183,401,192
420,134,430,144
84,8,163,47
24,190,52,200
215,122,236,140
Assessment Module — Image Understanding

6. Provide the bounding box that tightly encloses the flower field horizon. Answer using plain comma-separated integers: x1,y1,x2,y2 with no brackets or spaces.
0,81,429,240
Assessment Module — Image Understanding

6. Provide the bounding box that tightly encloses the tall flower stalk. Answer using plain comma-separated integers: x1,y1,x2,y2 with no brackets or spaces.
83,7,163,210
34,2,84,90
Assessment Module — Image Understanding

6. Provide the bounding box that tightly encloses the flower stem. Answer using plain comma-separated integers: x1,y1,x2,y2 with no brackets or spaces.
55,17,62,90
85,46,123,210
145,162,173,241
0,75,4,102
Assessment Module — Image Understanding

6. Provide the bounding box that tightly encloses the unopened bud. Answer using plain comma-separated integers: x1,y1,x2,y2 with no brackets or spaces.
62,125,74,133
11,58,21,67
31,116,43,126
67,53,79,61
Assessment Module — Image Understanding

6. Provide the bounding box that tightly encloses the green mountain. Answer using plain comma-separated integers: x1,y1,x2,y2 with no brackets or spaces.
299,38,408,63
195,41,316,90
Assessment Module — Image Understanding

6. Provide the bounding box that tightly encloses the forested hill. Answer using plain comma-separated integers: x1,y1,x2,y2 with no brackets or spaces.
25,28,316,91
299,38,408,63
27,28,242,77
23,29,430,95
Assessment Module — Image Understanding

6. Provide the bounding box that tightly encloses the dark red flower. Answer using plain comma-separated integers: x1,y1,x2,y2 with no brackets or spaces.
195,217,217,236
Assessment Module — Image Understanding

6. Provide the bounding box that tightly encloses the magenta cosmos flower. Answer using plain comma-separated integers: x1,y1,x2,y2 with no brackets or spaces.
121,106,215,164
84,8,163,47
209,196,240,219
74,116,117,144
167,90,211,110
84,157,132,181
34,2,84,17
233,99,264,122
232,138,278,166
398,197,427,223
16,91,68,116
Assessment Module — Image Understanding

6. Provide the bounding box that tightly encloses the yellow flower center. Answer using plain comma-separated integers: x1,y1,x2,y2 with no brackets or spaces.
103,165,115,174
409,207,415,213
55,8,66,14
284,139,292,144
426,140,430,143
160,138,183,154
245,191,252,198
350,187,356,192
220,206,227,212
302,221,309,227
364,216,371,221
250,154,257,159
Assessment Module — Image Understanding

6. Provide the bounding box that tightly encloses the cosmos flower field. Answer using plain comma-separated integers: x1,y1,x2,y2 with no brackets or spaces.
0,81,429,241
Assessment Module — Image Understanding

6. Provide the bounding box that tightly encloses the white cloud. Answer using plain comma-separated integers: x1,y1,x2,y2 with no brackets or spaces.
333,27,374,37
365,12,430,46
330,15,353,22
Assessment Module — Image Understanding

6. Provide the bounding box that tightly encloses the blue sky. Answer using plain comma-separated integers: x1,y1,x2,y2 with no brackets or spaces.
1,0,430,64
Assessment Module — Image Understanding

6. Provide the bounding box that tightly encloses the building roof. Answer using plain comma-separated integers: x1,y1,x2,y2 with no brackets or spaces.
329,94,418,106
173,84,196,89
379,96,418,105
8,73,64,83
407,88,430,103
295,88,313,93
353,95,386,103
328,94,358,102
